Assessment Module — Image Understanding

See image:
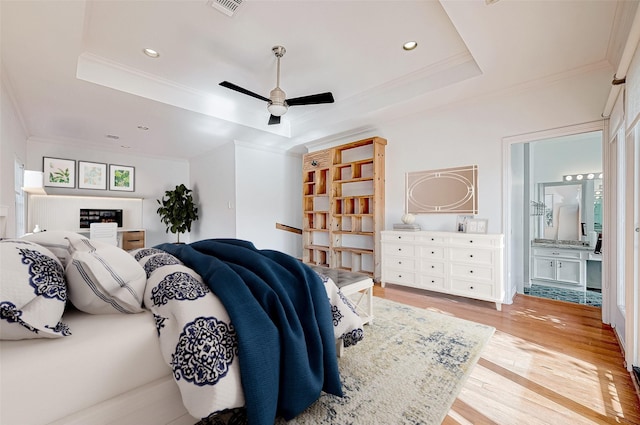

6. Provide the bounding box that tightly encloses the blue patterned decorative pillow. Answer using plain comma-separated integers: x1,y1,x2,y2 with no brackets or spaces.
65,238,146,314
0,239,71,340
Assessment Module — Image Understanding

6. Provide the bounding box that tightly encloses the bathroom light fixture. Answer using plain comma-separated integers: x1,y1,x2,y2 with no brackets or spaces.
403,41,418,51
22,170,47,195
143,48,160,58
563,172,602,182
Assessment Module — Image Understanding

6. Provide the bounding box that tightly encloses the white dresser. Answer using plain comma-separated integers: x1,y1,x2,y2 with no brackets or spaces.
381,231,505,310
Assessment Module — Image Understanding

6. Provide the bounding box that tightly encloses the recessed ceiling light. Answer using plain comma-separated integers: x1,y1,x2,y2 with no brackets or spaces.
120,145,131,149
143,48,160,58
137,125,149,130
106,134,120,140
403,41,418,51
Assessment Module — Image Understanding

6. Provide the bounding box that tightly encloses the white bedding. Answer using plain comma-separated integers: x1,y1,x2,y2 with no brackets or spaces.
0,308,178,425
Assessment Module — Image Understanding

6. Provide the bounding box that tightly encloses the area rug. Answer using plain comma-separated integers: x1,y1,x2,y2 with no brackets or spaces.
277,297,495,425
201,297,494,425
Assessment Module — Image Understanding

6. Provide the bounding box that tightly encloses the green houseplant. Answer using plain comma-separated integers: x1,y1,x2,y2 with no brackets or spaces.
156,184,199,243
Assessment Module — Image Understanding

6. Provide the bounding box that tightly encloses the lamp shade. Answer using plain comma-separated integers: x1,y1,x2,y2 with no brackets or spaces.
22,170,47,195
267,103,288,117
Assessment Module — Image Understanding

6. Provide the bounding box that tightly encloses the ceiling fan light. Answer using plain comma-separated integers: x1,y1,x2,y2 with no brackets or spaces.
267,103,288,116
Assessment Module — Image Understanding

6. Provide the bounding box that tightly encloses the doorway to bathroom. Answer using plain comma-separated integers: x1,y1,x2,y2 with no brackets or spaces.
505,123,604,308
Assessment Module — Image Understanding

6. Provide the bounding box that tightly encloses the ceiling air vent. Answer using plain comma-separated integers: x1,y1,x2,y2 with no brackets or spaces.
206,0,243,17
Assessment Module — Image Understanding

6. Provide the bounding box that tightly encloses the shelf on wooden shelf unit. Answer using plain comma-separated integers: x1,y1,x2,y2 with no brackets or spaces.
332,231,374,236
335,267,373,276
335,195,373,199
305,244,331,251
308,262,330,268
303,228,330,232
333,176,374,184
332,247,374,255
334,159,374,169
304,210,330,214
333,213,373,217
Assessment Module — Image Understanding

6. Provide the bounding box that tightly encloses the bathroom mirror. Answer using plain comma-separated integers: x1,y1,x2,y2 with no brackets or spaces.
535,180,602,241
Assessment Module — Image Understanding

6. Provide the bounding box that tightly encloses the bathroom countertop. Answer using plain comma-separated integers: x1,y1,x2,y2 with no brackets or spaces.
531,240,594,251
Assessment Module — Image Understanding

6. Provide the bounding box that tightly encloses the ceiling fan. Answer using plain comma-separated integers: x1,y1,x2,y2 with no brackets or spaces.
219,46,334,125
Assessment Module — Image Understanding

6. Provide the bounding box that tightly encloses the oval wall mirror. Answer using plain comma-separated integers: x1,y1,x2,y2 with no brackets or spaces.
406,165,478,214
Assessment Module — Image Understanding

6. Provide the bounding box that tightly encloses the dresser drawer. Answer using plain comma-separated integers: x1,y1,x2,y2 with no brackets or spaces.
383,269,416,286
450,279,494,298
122,231,145,251
384,243,415,257
418,246,444,260
418,275,445,290
449,248,494,265
450,263,494,281
417,235,446,245
382,232,416,242
302,150,331,171
384,256,415,270
449,236,496,248
419,260,445,276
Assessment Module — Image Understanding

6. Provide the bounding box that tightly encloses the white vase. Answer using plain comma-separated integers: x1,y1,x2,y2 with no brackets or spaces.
401,213,415,224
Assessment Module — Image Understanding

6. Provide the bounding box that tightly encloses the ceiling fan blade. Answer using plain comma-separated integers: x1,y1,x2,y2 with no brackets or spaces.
219,81,269,102
268,115,281,125
286,92,334,106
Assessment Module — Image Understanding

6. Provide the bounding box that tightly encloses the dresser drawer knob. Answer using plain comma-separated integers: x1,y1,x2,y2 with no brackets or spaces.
431,265,435,269
469,254,474,258
431,280,435,283
470,270,474,274
469,240,474,243
398,248,402,251
470,286,474,290
431,251,435,254
398,274,402,278
398,261,402,265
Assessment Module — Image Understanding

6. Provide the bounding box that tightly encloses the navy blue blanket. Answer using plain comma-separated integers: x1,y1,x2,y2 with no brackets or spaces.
156,239,342,425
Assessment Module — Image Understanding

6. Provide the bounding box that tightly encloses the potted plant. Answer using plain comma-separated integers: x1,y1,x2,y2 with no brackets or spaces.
156,184,199,243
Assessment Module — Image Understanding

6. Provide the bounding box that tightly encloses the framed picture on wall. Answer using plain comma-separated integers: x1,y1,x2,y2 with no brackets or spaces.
43,157,76,188
109,164,135,192
78,161,107,190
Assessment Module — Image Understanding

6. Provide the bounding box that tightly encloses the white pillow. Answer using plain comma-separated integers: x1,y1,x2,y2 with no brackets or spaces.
0,239,71,340
65,238,146,314
21,231,88,267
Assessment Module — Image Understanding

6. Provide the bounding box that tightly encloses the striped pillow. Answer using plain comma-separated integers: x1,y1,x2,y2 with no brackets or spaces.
65,238,146,314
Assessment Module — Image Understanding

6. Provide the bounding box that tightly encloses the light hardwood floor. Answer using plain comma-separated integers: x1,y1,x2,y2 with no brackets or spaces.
373,284,640,425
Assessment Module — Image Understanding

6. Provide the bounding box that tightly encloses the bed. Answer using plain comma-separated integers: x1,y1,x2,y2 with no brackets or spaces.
0,233,364,425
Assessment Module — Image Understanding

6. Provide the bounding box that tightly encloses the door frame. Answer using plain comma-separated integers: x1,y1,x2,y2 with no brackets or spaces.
502,120,609,322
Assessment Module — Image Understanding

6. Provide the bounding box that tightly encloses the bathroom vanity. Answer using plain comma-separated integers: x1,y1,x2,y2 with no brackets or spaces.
531,240,602,290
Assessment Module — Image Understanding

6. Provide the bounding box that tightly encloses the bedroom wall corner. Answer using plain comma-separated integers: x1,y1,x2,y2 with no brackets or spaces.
0,71,29,238
234,142,302,258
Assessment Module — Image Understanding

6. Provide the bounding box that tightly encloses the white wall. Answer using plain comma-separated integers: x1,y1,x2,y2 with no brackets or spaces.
531,134,602,184
234,142,302,256
0,73,28,238
190,142,237,241
380,67,611,236
189,141,302,258
26,139,189,247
